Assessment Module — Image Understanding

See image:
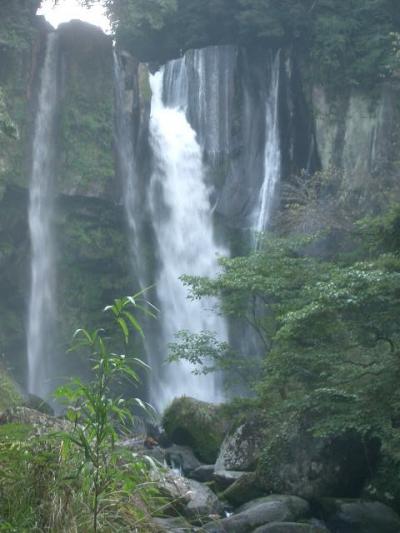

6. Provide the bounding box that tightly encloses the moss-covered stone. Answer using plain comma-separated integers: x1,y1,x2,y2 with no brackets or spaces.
57,21,114,198
0,364,22,411
256,421,380,500
162,397,230,464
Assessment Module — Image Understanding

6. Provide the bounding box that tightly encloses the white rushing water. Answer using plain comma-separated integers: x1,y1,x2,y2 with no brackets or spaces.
191,46,235,157
254,51,281,238
27,33,59,398
148,69,228,410
163,46,236,158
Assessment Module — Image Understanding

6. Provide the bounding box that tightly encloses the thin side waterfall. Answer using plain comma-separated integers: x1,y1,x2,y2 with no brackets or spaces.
148,69,228,411
27,33,59,398
254,51,281,239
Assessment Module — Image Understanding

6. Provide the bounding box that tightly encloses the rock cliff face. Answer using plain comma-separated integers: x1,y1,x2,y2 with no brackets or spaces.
0,4,399,395
312,84,400,195
0,11,129,386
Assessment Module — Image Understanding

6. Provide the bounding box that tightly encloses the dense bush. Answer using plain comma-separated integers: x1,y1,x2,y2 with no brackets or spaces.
172,201,400,460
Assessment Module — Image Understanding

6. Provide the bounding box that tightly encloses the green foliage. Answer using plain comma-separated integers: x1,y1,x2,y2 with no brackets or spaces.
0,294,162,531
0,89,18,141
55,292,155,532
59,24,114,195
176,203,400,462
168,330,258,389
0,420,161,531
0,424,67,531
91,0,400,88
0,363,21,410
0,0,36,51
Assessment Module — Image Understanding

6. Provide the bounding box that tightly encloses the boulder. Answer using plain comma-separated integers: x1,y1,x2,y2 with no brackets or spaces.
256,424,379,500
153,516,194,532
164,444,203,475
190,464,215,483
215,417,263,472
23,394,54,416
0,367,21,410
204,495,310,533
316,498,400,533
155,470,223,521
162,397,230,463
221,471,266,506
118,436,166,465
185,479,224,520
253,522,328,533
213,469,247,488
0,406,71,434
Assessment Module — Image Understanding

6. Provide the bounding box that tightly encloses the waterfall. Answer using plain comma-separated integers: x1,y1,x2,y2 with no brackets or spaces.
27,33,59,398
163,46,236,159
148,69,228,410
254,51,281,237
190,46,235,158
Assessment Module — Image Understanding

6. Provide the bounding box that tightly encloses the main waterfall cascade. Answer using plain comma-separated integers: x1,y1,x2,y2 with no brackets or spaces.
161,46,282,233
25,37,284,406
163,45,236,162
27,33,59,398
115,45,283,409
147,69,228,410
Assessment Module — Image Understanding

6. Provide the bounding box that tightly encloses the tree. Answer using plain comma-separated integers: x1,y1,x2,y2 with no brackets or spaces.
173,205,400,453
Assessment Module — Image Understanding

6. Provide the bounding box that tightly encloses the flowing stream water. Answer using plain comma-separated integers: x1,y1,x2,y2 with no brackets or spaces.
27,33,59,398
148,69,228,410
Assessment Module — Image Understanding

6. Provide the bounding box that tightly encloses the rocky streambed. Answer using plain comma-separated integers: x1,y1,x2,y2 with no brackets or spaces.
123,397,400,533
2,398,400,532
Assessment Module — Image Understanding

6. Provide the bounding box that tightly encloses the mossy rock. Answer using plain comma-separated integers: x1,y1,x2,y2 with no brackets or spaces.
162,397,230,464
23,394,54,416
0,365,21,411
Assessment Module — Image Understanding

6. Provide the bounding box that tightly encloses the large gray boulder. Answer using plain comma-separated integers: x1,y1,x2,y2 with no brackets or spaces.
213,469,247,488
155,470,223,521
164,444,203,475
318,498,400,533
153,516,194,532
204,495,310,533
256,425,379,499
190,464,215,483
215,417,264,472
221,471,266,506
185,479,224,520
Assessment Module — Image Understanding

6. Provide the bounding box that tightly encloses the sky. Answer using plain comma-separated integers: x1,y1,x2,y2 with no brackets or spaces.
38,0,110,33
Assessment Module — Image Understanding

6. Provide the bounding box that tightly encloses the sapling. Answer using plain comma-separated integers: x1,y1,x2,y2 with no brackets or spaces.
55,292,157,532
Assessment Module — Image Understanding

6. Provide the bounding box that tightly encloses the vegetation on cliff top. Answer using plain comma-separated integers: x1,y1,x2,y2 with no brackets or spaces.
85,0,400,88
